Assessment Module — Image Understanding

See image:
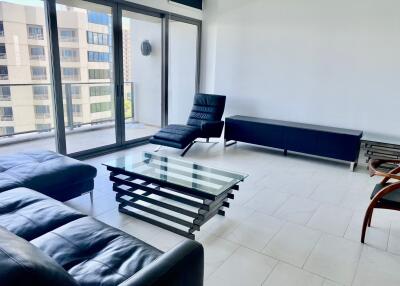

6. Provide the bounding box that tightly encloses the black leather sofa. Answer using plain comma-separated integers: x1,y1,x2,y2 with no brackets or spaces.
0,150,97,201
0,187,204,286
150,93,226,156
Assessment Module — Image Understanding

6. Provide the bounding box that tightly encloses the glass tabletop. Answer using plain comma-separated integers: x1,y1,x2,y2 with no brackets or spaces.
103,152,248,197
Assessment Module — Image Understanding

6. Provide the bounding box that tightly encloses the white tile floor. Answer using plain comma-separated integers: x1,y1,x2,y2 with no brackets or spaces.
65,141,400,286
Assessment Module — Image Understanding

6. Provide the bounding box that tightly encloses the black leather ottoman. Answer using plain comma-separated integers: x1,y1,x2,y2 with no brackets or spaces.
0,150,97,201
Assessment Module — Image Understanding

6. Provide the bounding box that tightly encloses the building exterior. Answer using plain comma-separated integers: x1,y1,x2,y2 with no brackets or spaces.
0,2,122,136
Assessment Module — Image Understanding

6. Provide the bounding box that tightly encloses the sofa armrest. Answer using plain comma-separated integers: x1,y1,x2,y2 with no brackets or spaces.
119,240,204,286
200,120,224,138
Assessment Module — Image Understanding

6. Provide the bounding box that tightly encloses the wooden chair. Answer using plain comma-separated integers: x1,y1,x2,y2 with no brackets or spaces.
361,159,400,243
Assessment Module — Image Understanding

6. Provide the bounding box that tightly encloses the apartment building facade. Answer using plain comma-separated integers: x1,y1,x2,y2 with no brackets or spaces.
0,2,128,136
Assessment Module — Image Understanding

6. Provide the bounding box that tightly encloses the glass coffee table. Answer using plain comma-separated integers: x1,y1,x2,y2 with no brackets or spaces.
103,152,248,239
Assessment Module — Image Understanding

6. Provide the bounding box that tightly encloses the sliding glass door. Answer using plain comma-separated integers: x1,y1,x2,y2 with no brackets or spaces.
56,0,116,154
0,0,201,157
121,10,162,142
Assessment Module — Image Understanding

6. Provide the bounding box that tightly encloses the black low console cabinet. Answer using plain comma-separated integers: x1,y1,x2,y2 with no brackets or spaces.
224,115,363,170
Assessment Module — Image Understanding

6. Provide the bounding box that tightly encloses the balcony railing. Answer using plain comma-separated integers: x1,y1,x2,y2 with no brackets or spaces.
0,82,135,140
0,94,11,101
0,31,4,37
0,53,6,59
0,74,8,80
30,55,46,61
0,115,13,121
28,34,44,40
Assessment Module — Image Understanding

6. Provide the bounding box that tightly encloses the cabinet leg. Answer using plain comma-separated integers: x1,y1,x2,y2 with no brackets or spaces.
350,162,356,172
284,149,288,156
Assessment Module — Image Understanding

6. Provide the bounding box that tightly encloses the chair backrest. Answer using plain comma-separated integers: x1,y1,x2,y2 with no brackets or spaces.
187,93,226,127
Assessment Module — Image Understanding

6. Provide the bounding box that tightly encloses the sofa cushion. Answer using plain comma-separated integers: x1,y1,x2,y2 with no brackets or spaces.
0,226,78,286
0,150,97,201
32,216,163,286
151,124,200,149
0,188,86,240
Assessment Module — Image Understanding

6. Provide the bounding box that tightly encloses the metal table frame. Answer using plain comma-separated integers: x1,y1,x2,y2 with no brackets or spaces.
106,165,241,240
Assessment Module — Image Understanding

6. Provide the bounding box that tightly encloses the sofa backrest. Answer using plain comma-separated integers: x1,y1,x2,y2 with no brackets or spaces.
0,226,78,286
187,93,226,127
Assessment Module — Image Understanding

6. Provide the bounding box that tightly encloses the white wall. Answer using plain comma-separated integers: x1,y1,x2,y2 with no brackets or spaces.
168,21,198,124
130,17,162,127
126,0,202,20
201,0,400,138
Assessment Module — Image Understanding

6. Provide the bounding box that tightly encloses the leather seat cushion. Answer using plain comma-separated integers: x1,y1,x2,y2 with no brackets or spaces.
32,216,162,286
152,124,200,146
0,226,78,286
0,187,163,286
0,188,86,241
371,183,400,205
0,150,97,200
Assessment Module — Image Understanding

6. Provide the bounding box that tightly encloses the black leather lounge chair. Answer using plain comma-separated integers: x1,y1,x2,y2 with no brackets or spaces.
150,93,226,156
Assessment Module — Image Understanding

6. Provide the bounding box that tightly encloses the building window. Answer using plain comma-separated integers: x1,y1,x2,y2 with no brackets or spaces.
90,86,111,97
29,46,45,60
0,86,11,101
71,86,81,98
87,11,110,25
60,48,79,62
27,24,44,40
31,66,47,80
72,104,82,116
34,105,50,119
87,31,109,45
62,68,80,80
36,124,51,131
0,65,8,80
33,85,48,100
0,44,6,59
88,51,110,62
90,102,111,113
0,106,13,121
0,21,4,37
59,28,78,42
0,126,14,136
89,69,110,80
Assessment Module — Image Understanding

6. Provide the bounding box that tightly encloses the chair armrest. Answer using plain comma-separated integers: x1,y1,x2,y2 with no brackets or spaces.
200,121,224,138
369,159,400,181
119,240,204,286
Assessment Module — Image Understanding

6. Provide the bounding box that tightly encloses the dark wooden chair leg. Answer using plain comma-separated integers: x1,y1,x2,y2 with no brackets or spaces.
368,208,373,227
361,206,374,243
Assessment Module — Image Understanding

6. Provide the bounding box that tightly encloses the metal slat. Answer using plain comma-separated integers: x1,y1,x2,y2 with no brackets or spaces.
115,188,202,219
119,206,195,240
111,175,206,209
116,196,196,229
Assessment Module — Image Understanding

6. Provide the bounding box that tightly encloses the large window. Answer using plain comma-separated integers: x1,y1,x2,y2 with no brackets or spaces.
0,126,14,136
88,11,109,25
31,66,47,80
90,102,111,113
0,106,13,121
33,85,49,100
27,24,44,40
0,86,10,101
0,44,6,59
87,31,109,45
59,28,78,42
0,21,4,36
60,48,79,62
34,105,50,119
90,85,111,97
62,68,80,80
88,51,110,62
29,46,45,60
0,65,8,80
89,69,110,79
